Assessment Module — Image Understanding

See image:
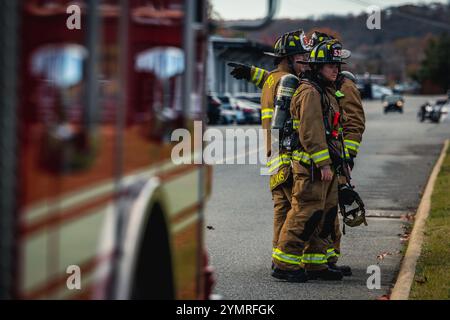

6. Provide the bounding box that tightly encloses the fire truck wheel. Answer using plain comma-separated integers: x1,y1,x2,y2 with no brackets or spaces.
130,204,175,299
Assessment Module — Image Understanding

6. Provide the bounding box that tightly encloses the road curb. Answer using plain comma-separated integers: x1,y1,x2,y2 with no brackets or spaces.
390,139,449,300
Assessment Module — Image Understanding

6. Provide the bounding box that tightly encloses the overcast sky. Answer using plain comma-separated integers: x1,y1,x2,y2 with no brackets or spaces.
211,0,449,20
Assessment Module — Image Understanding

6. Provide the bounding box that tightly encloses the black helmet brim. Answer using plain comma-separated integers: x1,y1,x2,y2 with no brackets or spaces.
264,51,281,57
296,61,347,65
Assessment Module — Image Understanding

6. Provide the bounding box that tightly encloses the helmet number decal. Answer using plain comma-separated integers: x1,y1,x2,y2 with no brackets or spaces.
333,49,342,57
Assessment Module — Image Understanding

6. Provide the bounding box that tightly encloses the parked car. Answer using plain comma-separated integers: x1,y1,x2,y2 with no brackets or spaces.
207,94,222,125
236,92,261,104
218,104,236,124
372,84,393,100
217,96,235,125
383,94,404,113
217,95,245,125
234,96,261,124
393,82,421,94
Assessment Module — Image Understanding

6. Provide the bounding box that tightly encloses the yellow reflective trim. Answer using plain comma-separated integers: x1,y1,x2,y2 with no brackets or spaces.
267,155,291,167
272,248,302,265
314,155,330,163
344,139,360,147
266,156,281,166
344,140,360,153
326,249,339,259
310,49,316,58
274,248,302,260
311,149,329,160
292,151,311,165
267,154,291,164
261,108,273,120
310,149,330,164
345,145,358,152
267,157,291,167
255,73,264,86
344,147,350,159
268,161,291,173
251,68,259,82
317,50,325,58
301,253,327,264
266,75,275,89
289,41,296,47
253,68,264,86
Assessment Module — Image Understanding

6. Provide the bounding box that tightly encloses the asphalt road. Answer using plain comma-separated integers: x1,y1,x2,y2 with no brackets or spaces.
204,95,450,300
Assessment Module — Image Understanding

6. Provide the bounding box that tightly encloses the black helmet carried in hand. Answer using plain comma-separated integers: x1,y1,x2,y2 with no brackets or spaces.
264,29,312,58
338,184,368,233
306,39,347,65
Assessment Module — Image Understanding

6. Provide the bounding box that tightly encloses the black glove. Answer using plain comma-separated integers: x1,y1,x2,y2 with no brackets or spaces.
227,62,251,81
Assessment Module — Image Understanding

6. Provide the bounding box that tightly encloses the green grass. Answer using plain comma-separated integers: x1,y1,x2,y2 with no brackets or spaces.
410,143,450,300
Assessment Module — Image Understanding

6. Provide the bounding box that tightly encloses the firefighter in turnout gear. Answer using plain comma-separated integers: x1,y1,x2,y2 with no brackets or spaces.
228,31,365,277
328,70,365,275
260,30,312,258
271,39,348,282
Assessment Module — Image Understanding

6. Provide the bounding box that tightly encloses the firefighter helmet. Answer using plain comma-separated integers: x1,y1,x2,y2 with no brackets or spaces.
264,29,312,58
306,39,347,64
338,184,367,231
310,31,334,46
340,70,357,83
310,32,351,59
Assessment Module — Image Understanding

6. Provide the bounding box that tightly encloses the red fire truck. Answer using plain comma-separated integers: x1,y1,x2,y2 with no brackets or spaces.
0,0,276,300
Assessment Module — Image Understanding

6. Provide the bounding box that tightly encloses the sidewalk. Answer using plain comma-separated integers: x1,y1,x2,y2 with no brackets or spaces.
391,140,450,300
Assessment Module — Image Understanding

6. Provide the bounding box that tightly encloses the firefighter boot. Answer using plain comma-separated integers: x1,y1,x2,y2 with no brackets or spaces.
328,262,352,276
306,267,343,281
271,267,308,283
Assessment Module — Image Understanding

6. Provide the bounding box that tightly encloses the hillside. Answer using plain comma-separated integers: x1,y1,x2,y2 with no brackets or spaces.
217,2,450,84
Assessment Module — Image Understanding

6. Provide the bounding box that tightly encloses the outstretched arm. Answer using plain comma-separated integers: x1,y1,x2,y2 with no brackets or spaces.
227,62,269,90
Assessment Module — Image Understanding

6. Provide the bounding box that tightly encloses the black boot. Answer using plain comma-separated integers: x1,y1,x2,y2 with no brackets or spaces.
328,262,352,276
271,267,308,283
307,267,343,280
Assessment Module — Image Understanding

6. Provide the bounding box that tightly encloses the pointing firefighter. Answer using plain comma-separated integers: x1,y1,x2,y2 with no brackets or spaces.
258,30,312,267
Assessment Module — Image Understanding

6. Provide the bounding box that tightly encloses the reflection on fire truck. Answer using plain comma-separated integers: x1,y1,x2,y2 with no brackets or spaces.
1,0,211,300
